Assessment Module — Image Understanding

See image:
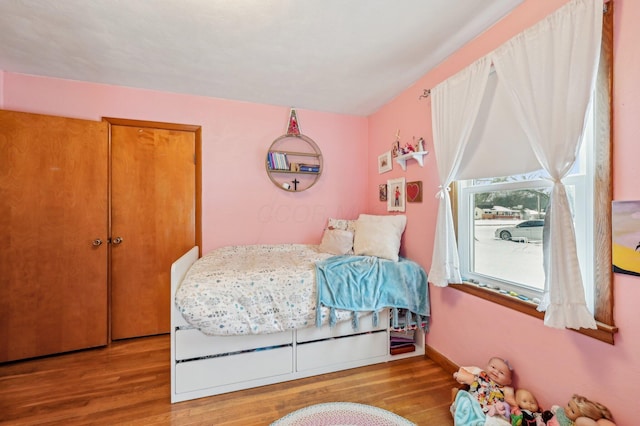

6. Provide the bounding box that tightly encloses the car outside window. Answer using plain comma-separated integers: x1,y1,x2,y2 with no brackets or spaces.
458,179,556,298
495,220,544,241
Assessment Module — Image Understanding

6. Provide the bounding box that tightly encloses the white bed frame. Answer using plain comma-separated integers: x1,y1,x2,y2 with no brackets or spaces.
170,246,425,403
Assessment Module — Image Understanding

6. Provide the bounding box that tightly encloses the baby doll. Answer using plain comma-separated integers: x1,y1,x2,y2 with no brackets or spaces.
452,357,514,417
545,394,615,426
510,388,544,426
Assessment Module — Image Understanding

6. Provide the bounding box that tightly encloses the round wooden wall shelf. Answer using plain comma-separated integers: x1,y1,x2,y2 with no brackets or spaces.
266,133,323,192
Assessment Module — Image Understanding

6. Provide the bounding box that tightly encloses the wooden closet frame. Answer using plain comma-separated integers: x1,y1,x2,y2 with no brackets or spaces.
103,117,203,343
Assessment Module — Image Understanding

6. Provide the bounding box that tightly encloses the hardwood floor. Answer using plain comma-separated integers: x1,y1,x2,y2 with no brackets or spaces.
0,335,457,425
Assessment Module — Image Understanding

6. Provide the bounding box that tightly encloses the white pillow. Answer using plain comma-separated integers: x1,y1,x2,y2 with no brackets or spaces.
327,218,357,253
319,229,354,255
353,214,407,261
327,218,357,234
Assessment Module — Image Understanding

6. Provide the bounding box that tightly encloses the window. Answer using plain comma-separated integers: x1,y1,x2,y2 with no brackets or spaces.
451,4,615,342
457,130,592,307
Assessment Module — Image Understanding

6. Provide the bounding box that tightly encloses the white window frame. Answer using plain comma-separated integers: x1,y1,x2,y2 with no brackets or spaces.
456,118,595,309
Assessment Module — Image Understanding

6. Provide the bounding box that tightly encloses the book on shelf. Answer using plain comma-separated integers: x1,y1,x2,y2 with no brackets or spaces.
390,329,415,339
268,152,289,170
390,338,415,347
267,152,275,169
390,340,415,348
390,344,415,355
280,153,289,170
298,163,320,172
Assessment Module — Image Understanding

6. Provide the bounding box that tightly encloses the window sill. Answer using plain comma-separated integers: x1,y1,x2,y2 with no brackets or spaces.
450,282,618,345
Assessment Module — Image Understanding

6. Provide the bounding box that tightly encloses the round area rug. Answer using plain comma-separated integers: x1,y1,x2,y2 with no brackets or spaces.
270,402,416,426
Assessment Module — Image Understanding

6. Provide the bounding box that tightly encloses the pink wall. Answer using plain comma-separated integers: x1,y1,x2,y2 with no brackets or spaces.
368,0,637,423
1,73,368,254
367,89,437,270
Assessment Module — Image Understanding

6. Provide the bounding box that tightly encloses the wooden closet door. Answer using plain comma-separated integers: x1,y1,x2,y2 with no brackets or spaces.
0,110,108,362
110,125,196,340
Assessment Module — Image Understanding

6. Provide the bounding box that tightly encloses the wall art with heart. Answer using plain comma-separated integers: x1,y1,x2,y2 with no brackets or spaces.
406,181,423,203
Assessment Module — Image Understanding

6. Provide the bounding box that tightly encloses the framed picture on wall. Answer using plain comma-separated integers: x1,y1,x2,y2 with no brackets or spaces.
612,200,640,276
379,184,387,201
387,177,405,212
406,181,423,203
378,151,392,174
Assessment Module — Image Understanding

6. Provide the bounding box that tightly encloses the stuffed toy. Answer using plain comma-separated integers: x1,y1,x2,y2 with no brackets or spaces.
487,400,511,419
510,388,544,426
544,394,615,426
451,357,514,418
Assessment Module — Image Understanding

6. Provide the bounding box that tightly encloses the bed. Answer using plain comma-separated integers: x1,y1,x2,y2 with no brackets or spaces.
170,215,430,403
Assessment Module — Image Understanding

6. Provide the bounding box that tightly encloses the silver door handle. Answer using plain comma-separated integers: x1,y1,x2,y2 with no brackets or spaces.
112,237,123,245
92,239,103,247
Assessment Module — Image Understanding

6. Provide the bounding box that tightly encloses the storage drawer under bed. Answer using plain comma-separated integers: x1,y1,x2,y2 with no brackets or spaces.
175,346,293,394
174,328,293,361
296,329,388,371
296,310,388,343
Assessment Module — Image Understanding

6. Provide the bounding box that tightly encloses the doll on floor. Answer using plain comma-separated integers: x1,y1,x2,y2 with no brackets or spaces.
510,388,545,426
544,394,615,426
452,356,515,418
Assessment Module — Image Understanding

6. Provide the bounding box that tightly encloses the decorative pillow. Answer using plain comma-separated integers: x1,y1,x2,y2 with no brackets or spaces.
319,229,354,255
327,218,357,253
327,218,357,235
353,214,407,261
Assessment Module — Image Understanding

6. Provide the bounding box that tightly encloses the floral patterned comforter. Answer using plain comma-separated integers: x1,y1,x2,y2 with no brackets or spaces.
175,244,351,336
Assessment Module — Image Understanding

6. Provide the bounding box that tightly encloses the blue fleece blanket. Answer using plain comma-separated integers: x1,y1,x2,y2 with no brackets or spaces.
315,255,430,330
451,391,486,426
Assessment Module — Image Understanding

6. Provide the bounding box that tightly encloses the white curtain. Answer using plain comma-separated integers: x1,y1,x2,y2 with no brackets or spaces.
428,57,492,287
489,0,602,329
456,71,542,180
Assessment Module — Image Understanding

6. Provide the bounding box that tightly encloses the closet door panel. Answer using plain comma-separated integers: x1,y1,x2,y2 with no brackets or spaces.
0,110,108,362
110,125,196,340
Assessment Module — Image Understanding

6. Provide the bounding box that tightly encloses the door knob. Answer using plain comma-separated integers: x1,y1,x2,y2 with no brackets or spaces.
92,239,103,246
112,237,123,245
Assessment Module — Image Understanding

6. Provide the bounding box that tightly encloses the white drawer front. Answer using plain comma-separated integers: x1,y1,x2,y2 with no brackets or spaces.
175,328,293,361
175,346,293,394
296,330,388,371
296,310,388,343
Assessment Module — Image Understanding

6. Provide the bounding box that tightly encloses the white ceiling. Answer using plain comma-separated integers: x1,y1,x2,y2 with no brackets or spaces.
0,0,523,116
